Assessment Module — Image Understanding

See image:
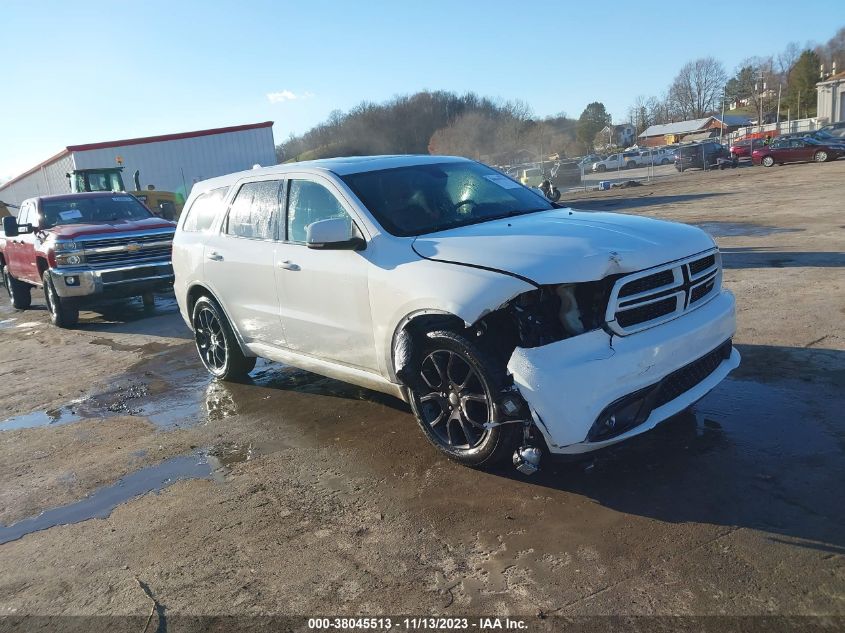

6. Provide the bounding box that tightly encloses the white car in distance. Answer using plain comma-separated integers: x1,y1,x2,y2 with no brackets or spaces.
173,155,739,474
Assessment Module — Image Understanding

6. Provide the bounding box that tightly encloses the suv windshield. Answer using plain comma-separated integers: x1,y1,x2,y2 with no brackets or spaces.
40,195,153,228
341,161,554,237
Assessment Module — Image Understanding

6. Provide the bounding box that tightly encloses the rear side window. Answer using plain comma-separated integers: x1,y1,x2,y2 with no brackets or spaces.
182,187,229,232
225,180,282,240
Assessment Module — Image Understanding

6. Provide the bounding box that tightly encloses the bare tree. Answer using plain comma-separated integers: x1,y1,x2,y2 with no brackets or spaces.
668,57,728,119
626,95,651,136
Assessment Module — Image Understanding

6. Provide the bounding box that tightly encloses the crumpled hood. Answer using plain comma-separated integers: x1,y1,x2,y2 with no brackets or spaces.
412,208,716,285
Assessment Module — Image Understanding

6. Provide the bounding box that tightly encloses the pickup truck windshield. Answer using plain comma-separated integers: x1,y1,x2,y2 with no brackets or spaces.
41,195,152,228
341,162,554,237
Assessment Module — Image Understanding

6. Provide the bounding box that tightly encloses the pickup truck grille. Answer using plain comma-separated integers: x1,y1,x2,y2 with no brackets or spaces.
77,230,175,269
606,249,721,335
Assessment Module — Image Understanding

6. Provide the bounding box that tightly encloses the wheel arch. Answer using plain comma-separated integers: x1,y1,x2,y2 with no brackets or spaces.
36,257,49,280
389,309,466,385
185,282,253,357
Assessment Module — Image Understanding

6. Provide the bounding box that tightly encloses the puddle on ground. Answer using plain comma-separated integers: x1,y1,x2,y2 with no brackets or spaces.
0,403,85,431
693,222,800,237
0,443,254,545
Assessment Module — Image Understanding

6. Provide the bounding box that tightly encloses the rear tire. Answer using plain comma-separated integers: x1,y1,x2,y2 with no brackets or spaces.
6,270,32,310
192,295,256,381
43,271,78,328
407,330,520,468
814,150,829,162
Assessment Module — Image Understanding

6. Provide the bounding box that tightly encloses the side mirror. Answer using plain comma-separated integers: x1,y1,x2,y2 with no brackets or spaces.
3,215,19,237
306,218,365,251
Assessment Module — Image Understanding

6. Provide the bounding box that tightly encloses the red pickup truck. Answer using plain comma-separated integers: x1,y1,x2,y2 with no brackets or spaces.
1,192,176,327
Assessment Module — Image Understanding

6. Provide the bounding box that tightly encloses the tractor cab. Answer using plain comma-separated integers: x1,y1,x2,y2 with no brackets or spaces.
67,168,126,193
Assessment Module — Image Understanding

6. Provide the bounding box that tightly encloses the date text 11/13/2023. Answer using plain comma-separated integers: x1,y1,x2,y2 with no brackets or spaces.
307,617,529,630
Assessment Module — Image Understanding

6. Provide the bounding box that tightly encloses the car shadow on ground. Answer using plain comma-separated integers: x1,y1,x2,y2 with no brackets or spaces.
491,343,845,553
720,247,845,269
200,339,845,554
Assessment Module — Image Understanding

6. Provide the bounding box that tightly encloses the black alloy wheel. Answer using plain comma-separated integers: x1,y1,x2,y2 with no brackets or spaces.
191,295,256,380
408,330,520,467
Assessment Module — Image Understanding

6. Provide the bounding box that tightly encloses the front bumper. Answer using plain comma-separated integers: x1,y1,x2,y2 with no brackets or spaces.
49,261,174,299
507,290,739,454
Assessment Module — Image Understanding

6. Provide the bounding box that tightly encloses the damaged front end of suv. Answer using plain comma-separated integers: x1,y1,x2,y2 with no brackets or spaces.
396,247,739,475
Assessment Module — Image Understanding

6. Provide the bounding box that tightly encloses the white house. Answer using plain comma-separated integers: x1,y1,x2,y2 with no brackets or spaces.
817,70,845,124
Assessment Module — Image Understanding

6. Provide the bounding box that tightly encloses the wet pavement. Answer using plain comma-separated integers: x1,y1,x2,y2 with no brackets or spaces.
0,164,843,618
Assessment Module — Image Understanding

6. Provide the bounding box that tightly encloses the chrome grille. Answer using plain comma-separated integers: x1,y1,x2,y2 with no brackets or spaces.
77,230,175,269
606,249,721,335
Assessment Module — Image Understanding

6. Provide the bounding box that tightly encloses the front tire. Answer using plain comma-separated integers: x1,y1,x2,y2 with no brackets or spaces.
43,271,78,328
596,165,606,173
6,269,32,310
192,295,256,381
762,156,775,167
814,150,829,162
407,330,520,468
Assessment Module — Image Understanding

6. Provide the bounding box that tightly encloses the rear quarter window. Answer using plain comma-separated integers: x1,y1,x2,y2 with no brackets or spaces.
181,187,229,232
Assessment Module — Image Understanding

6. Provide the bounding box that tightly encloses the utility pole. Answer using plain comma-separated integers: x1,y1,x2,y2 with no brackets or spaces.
720,85,726,145
776,83,782,127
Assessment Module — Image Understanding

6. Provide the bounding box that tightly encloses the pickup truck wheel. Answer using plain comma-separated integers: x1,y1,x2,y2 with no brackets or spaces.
42,271,78,327
6,270,32,310
408,330,519,468
192,296,256,381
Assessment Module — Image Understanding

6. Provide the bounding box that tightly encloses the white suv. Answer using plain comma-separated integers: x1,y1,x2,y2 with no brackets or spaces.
173,155,739,473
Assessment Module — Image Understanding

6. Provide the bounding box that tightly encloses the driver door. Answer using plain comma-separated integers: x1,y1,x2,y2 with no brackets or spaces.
273,175,377,372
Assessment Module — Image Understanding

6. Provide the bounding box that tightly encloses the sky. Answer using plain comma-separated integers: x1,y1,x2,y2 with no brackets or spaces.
1,0,842,181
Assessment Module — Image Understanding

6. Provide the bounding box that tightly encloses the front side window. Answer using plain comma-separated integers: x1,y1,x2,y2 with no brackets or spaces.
182,186,229,232
287,180,350,243
225,180,281,240
40,195,152,228
341,161,554,237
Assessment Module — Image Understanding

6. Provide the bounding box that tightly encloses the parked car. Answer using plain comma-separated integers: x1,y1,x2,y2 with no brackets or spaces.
674,142,733,171
752,137,843,166
818,121,845,138
775,130,845,149
637,148,673,165
550,160,582,186
728,139,763,159
517,167,544,187
592,151,641,171
1,192,176,327
173,155,739,473
578,154,602,169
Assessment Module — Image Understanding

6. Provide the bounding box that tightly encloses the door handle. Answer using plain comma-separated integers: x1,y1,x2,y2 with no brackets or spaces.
206,252,223,261
277,260,300,271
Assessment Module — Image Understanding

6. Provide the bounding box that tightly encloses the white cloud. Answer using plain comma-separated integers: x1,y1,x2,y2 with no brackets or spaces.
267,90,314,103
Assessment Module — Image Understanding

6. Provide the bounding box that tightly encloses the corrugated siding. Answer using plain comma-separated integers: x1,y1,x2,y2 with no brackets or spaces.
0,154,75,207
73,127,276,199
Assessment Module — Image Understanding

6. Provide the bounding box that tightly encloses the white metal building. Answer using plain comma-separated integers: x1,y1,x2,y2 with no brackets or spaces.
0,121,276,207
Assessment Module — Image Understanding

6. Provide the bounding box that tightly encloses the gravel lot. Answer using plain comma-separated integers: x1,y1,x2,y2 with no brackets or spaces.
0,161,843,628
